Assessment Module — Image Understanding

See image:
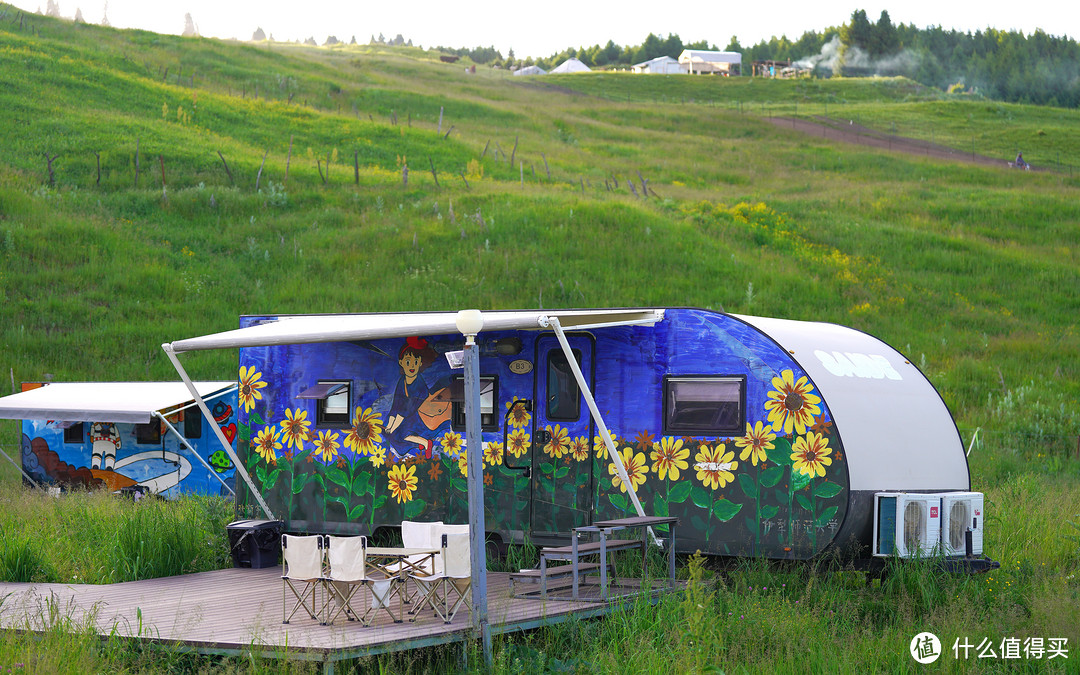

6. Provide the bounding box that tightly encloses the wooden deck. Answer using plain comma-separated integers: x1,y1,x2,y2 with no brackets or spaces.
0,567,674,667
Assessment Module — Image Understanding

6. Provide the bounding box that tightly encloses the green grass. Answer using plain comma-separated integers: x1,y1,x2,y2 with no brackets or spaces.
0,5,1079,672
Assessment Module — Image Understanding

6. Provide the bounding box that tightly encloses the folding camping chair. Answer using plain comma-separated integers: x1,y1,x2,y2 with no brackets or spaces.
281,534,325,624
386,520,443,575
323,535,372,625
410,532,471,624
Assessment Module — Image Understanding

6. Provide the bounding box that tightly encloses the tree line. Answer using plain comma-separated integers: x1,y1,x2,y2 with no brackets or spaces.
735,10,1080,107
486,10,1080,107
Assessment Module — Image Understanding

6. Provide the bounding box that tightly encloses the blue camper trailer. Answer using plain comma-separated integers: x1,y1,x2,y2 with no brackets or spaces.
0,381,239,498
164,308,987,563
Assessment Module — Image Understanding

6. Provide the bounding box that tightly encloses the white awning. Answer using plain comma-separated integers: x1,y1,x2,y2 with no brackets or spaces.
166,309,664,353
0,381,236,425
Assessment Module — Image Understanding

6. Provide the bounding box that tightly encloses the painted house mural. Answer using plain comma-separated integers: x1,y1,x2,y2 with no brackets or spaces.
0,382,238,498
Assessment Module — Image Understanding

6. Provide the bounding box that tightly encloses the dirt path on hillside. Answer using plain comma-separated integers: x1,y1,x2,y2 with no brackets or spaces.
768,116,1028,170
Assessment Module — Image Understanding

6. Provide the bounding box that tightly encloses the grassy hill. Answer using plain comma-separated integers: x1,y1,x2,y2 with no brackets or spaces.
0,6,1078,671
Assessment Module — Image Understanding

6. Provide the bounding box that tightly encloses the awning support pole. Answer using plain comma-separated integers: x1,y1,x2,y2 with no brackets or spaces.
162,344,275,520
457,310,491,669
544,317,660,546
154,411,236,497
0,444,39,489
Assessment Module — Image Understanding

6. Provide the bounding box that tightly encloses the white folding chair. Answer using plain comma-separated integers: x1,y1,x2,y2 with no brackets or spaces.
386,520,443,575
431,523,470,574
410,532,471,624
323,535,371,625
281,534,324,624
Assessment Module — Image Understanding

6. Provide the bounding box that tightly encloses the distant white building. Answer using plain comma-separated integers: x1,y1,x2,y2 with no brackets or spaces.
632,55,686,74
549,57,591,74
513,65,548,76
679,50,742,75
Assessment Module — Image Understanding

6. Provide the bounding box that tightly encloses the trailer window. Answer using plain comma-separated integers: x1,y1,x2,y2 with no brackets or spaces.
547,349,582,421
136,421,162,445
663,377,745,435
63,422,84,444
302,380,351,427
183,410,202,439
450,376,498,431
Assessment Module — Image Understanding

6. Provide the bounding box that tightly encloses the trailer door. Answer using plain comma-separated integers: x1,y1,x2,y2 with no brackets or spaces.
531,334,595,537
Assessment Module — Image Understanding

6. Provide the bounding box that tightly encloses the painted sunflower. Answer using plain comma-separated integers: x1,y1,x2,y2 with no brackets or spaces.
344,407,384,456
440,431,464,458
734,421,776,467
593,431,616,460
238,365,267,413
764,369,822,436
694,443,738,490
570,436,590,462
507,429,531,459
483,441,504,467
651,436,690,481
313,429,341,464
280,408,311,451
543,424,570,459
609,447,648,493
368,445,387,468
253,425,281,465
505,396,532,428
791,431,833,477
458,450,469,477
388,463,418,503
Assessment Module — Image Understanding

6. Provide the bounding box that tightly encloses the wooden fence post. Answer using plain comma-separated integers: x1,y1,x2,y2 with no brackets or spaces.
217,150,234,185
429,157,439,188
45,153,59,187
159,154,167,201
285,135,293,186
256,150,269,192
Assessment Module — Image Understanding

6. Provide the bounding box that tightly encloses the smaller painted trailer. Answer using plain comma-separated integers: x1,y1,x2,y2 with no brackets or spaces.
163,308,991,564
0,381,239,498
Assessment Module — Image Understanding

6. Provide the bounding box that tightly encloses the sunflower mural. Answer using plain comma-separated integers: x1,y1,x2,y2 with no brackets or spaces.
232,309,847,557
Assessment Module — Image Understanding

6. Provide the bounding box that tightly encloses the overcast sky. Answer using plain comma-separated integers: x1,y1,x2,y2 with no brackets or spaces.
9,1,1076,59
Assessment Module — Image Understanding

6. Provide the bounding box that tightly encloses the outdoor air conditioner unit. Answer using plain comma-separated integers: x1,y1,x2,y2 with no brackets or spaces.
939,491,984,556
873,492,943,558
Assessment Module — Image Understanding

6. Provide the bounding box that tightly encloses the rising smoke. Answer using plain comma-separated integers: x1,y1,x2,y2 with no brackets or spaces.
794,36,921,77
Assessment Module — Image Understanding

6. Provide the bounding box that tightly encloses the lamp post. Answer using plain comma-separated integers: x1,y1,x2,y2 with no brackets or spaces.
455,309,491,665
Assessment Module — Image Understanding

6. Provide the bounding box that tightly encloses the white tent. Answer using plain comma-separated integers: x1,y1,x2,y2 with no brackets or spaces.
632,56,685,74
549,57,591,74
679,49,742,74
513,65,547,76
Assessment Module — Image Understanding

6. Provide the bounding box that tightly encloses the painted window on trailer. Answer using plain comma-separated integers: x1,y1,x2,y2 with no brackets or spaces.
63,422,84,444
547,349,582,421
451,376,498,430
663,376,745,435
